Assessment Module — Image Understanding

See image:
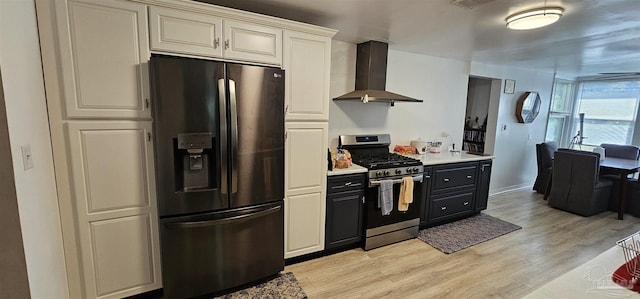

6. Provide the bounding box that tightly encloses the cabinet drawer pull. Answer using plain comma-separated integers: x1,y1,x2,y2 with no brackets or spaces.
345,182,352,186
225,39,230,49
362,196,365,204
441,206,447,210
466,175,472,179
443,178,450,182
214,37,220,49
464,201,469,206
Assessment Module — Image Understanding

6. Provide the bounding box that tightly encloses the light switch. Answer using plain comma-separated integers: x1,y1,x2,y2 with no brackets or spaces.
21,144,34,170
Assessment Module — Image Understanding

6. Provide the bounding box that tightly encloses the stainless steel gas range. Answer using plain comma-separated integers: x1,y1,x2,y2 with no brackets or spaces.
339,134,427,250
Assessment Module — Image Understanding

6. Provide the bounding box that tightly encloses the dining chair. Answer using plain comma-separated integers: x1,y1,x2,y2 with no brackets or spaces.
533,142,557,194
599,144,640,211
600,143,640,160
627,181,640,218
548,149,613,216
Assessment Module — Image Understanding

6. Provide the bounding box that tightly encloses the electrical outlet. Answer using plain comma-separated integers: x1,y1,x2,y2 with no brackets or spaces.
21,144,34,170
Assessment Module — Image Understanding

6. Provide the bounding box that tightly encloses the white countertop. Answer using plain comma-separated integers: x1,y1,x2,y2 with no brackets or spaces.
523,245,630,298
327,152,493,176
405,151,494,166
327,163,368,176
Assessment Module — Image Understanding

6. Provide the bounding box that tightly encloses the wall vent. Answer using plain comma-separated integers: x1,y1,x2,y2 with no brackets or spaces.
449,0,495,9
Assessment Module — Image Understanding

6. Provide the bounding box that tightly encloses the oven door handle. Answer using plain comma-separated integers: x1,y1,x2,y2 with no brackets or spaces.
369,175,423,187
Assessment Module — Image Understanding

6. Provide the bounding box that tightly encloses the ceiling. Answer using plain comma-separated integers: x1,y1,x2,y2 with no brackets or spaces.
198,0,640,78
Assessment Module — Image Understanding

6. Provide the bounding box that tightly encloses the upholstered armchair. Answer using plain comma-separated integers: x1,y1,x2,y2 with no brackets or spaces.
599,144,640,213
627,181,640,218
600,143,640,160
533,142,557,194
548,149,613,216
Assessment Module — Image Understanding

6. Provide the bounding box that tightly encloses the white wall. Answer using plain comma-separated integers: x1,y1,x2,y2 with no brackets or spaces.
470,62,555,194
329,41,470,151
329,41,555,194
0,1,69,298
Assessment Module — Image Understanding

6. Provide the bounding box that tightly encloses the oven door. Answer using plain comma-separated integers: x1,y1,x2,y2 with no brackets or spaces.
365,174,425,229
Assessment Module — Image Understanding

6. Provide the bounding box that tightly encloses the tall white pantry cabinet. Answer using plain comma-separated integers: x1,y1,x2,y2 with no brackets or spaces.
35,0,335,298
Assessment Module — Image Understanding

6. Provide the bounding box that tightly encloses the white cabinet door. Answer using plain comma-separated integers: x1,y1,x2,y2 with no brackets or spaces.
283,31,331,121
223,20,282,65
285,122,328,196
149,6,223,57
60,0,150,119
65,121,161,299
284,122,327,258
285,192,325,258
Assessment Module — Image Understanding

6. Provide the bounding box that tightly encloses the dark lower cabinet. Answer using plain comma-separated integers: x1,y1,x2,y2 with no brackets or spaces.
475,160,492,212
422,159,492,227
419,168,432,227
325,173,365,250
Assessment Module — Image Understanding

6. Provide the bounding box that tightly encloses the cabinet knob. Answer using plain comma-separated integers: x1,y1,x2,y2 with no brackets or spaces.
466,175,472,179
441,206,447,210
345,182,352,186
443,178,450,182
225,39,230,49
464,201,469,206
214,37,220,49
362,196,365,203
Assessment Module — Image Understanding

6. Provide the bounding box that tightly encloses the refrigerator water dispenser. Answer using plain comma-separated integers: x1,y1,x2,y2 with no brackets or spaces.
177,133,213,191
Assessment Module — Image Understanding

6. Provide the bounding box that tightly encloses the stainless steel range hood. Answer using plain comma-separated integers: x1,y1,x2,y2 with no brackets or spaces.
333,41,422,106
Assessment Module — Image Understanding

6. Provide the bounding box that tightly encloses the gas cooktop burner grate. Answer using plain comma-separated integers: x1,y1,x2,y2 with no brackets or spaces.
352,152,422,170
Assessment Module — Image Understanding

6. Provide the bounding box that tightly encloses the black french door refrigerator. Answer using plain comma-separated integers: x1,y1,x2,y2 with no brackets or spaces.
150,54,285,299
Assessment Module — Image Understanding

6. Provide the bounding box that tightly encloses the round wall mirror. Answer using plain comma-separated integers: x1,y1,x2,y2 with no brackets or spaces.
515,91,541,123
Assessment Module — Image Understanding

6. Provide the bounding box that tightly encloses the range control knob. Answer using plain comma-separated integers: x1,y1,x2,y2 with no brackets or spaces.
407,167,413,173
376,171,382,177
395,169,402,175
384,170,391,176
413,167,420,173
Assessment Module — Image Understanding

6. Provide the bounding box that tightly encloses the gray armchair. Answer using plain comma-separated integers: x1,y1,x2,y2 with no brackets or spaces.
599,143,640,212
600,143,640,160
534,142,557,193
627,182,640,218
548,149,613,216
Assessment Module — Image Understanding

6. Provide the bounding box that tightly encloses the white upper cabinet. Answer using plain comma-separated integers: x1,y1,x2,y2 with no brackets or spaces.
149,6,223,57
283,30,331,121
223,20,282,65
61,0,150,119
149,8,282,65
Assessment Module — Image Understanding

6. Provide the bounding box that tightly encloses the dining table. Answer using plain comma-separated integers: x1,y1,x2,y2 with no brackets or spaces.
599,157,640,220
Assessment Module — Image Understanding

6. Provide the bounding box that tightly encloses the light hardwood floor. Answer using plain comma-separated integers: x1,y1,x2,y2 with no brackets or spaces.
285,189,640,298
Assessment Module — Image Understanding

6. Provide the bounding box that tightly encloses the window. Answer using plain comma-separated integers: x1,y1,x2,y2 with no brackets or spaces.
544,79,574,145
573,80,640,147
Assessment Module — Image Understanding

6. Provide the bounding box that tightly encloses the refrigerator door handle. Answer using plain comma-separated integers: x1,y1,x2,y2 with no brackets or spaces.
218,78,228,196
164,206,281,229
229,79,239,196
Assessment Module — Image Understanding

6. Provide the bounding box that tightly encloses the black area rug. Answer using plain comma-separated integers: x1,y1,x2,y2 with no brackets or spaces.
214,272,307,299
418,213,522,254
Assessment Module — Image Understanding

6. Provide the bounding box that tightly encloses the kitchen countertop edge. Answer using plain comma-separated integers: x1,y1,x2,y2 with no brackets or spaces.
405,152,494,166
327,164,368,176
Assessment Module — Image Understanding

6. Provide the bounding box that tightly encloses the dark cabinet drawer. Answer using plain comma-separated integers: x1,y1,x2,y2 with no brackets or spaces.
432,163,477,192
327,173,366,194
430,191,475,220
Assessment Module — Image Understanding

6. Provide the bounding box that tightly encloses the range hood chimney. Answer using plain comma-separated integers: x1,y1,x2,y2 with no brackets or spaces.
333,41,422,106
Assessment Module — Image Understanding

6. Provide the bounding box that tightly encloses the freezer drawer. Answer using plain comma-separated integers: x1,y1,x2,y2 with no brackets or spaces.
159,201,284,299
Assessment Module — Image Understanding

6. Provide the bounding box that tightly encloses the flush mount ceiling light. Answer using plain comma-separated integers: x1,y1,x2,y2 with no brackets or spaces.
506,7,564,30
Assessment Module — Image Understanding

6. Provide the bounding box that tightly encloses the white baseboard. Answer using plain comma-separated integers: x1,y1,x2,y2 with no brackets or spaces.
489,184,533,196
